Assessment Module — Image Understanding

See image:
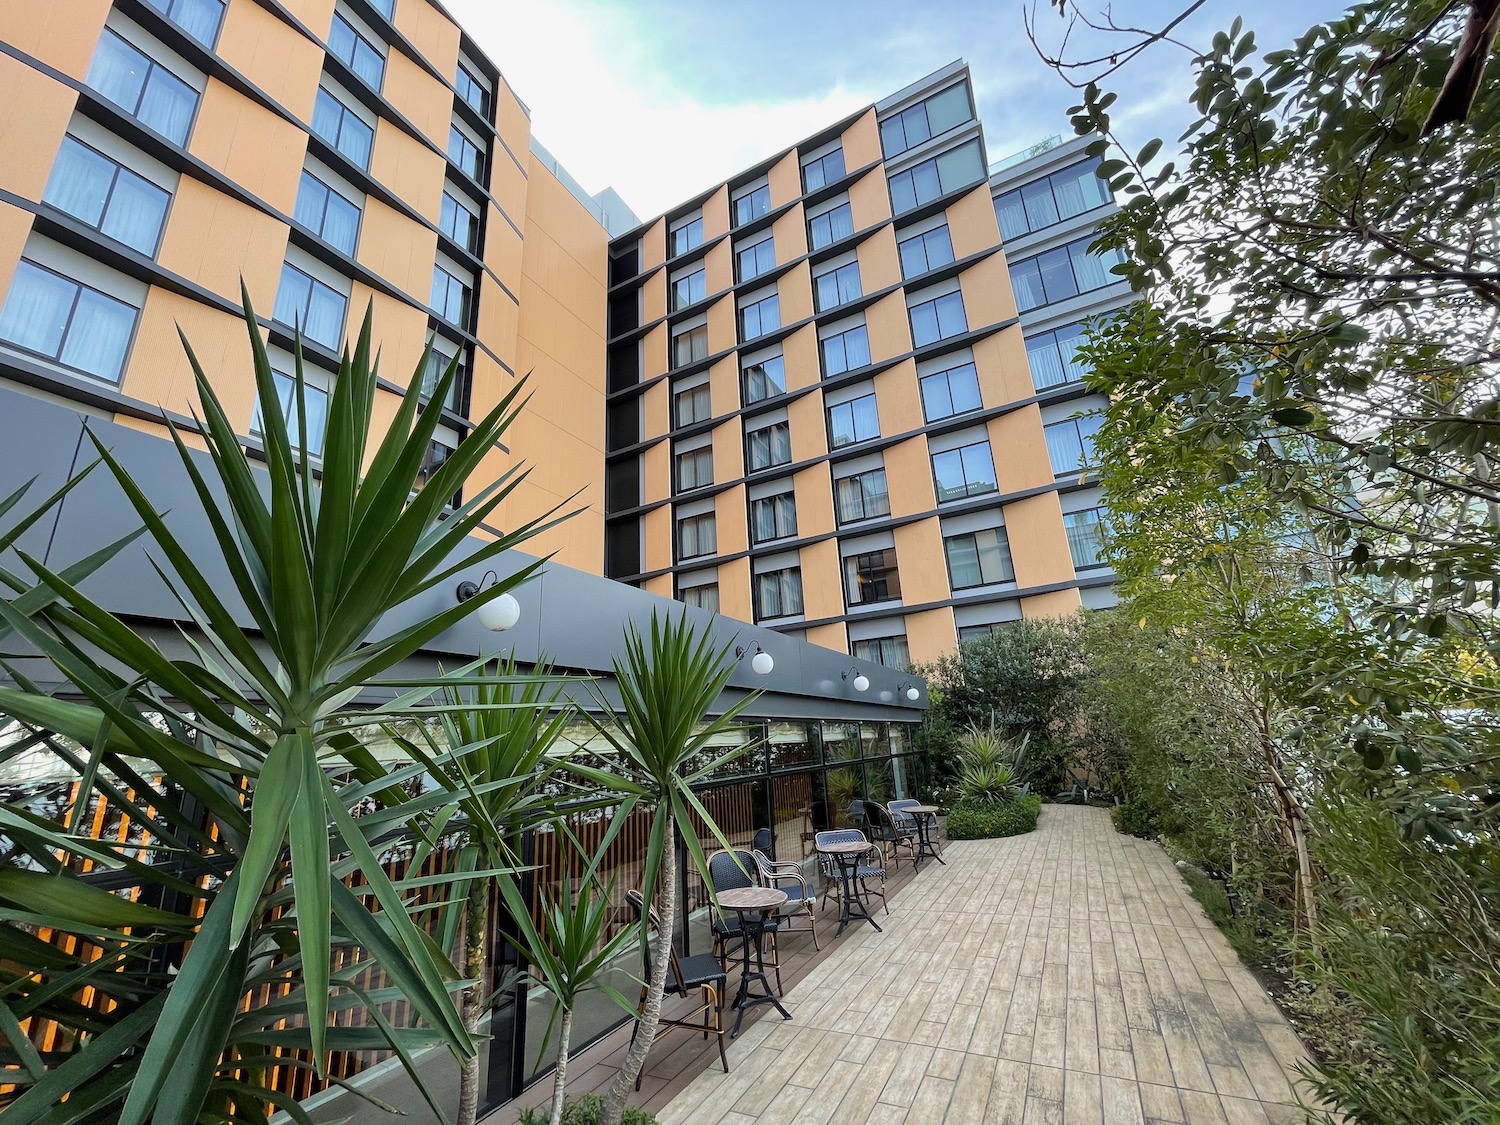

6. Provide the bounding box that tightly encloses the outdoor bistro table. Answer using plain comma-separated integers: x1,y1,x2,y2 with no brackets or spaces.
817,839,883,937
716,886,792,1038
905,805,946,870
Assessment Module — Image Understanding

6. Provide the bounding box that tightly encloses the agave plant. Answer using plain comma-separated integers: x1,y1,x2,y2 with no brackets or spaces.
957,761,1020,805
0,295,575,1124
956,728,1029,804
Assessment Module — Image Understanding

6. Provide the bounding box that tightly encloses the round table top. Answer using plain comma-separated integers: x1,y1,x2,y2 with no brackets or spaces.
905,804,940,814
817,840,875,856
717,886,787,911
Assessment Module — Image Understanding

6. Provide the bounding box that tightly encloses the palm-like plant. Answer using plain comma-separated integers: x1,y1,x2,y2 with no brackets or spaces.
956,728,1028,804
0,295,574,1123
565,612,760,1125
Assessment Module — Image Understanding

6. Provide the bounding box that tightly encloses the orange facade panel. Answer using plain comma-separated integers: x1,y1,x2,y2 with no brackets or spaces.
639,217,666,273
873,360,921,439
948,183,1004,259
493,83,532,175
355,197,439,302
0,202,36,292
393,0,460,79
706,355,738,424
349,283,432,386
973,325,1035,409
857,228,901,295
1003,491,1074,590
904,606,958,665
642,380,668,443
768,149,800,209
805,621,849,655
841,108,881,171
958,252,1017,329
0,0,111,81
718,557,753,622
704,239,733,298
642,324,666,382
642,502,671,573
189,80,308,215
711,414,744,483
772,203,807,263
988,404,1054,495
279,0,336,39
121,289,256,425
787,386,827,464
848,167,892,233
483,204,524,295
714,488,748,557
864,290,911,364
778,261,813,327
641,269,666,328
381,49,452,148
799,538,843,621
0,54,75,202
370,121,444,220
216,0,323,122
476,283,520,377
157,177,288,304
1021,588,1084,618
706,292,735,357
490,155,528,236
793,462,835,535
701,185,730,243
783,324,820,393
884,435,936,517
893,518,949,605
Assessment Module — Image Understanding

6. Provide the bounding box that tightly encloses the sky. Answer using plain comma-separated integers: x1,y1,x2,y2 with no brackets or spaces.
444,0,1351,223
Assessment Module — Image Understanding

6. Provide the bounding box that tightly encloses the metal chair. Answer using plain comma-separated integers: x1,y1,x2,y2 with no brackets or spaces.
706,848,783,992
863,800,917,869
752,848,819,950
813,828,888,915
890,798,940,855
624,890,728,1087
752,827,774,856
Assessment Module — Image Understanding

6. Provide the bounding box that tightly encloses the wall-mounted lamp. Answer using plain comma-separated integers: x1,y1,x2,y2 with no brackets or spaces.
456,571,521,632
899,682,921,702
736,644,775,675
842,667,870,693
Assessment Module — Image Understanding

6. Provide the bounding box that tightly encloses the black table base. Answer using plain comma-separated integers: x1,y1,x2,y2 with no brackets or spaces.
913,814,946,871
829,852,882,937
728,910,791,1037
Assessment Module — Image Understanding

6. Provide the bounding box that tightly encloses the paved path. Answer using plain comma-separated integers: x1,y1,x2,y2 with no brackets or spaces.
655,806,1324,1125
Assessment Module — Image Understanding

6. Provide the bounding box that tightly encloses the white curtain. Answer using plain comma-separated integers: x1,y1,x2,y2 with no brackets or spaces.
60,289,135,382
139,71,197,145
46,140,112,226
88,35,146,114
102,172,169,254
0,263,73,355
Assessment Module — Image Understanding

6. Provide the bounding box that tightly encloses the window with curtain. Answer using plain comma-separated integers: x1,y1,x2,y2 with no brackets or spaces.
456,62,489,116
674,383,711,426
677,513,717,560
807,203,854,250
311,87,374,169
87,31,199,146
1025,323,1090,390
835,467,889,524
736,237,775,283
669,214,704,256
1044,413,1104,476
431,265,470,325
1064,508,1107,568
738,293,780,342
931,441,997,502
274,262,347,350
746,422,791,472
827,393,880,448
889,140,983,215
448,126,484,180
293,171,361,256
944,527,1015,589
671,324,709,369
843,548,902,605
992,159,1110,240
852,636,910,667
919,361,982,421
909,290,968,348
367,0,395,19
820,324,870,377
879,83,973,157
679,583,719,612
898,225,955,278
670,268,706,311
414,436,459,506
675,447,713,492
329,13,384,89
0,260,138,384
733,184,771,227
742,355,786,404
251,370,330,455
420,338,465,411
440,190,480,252
754,567,803,619
44,136,171,256
802,148,846,192
750,492,797,543
1010,237,1126,311
144,0,227,46
813,261,862,312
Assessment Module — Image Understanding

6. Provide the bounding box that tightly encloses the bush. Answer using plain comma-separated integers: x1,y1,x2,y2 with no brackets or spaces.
1109,799,1158,838
945,794,1042,840
519,1094,658,1125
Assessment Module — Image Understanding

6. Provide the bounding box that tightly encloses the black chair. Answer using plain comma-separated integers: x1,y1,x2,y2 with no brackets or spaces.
752,827,774,856
814,828,889,915
625,890,728,1087
706,848,783,992
863,800,917,870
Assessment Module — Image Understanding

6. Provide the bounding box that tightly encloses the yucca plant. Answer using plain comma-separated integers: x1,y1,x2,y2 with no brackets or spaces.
957,762,1020,805
0,294,575,1124
564,612,760,1125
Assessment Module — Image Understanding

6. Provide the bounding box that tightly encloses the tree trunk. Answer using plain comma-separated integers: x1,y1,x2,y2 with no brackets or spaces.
456,877,489,1125
599,832,677,1125
1254,704,1319,936
548,1008,573,1125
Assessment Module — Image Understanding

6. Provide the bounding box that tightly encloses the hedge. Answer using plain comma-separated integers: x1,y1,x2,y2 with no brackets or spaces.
945,794,1042,840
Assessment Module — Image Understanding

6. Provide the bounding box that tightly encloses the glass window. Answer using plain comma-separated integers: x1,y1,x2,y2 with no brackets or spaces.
329,13,384,89
87,30,199,146
735,237,775,284
677,513,717,560
827,393,880,448
880,83,972,158
992,159,1110,240
909,290,968,348
671,268,707,311
820,324,870,377
750,492,797,543
733,184,771,227
419,338,464,411
742,355,786,404
889,140,983,215
0,260,137,384
414,435,458,503
367,0,394,18
898,225,955,278
1064,508,1107,569
844,548,901,605
671,324,709,369
1045,413,1104,476
812,261,862,312
293,170,361,256
931,441,997,502
252,369,330,455
44,136,171,256
274,262,347,349
944,527,1015,589
456,62,488,116
679,584,719,612
669,214,704,256
1026,323,1090,390
311,87,374,169
674,384,711,426
738,293,780,342
675,447,714,491
807,203,853,250
919,361,982,421
853,636,910,667
746,421,791,472
835,467,889,524
1012,236,1126,311
144,0,226,46
448,126,484,180
754,567,803,619
802,148,846,192
768,721,817,771
430,264,470,325
440,190,480,252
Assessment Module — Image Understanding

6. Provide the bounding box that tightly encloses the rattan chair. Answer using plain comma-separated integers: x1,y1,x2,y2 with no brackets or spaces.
863,800,917,869
752,848,819,950
813,828,888,915
706,848,783,992
889,798,941,855
624,890,728,1087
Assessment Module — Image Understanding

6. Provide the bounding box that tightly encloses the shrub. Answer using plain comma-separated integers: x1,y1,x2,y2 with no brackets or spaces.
520,1094,657,1125
1109,799,1158,838
945,794,1042,840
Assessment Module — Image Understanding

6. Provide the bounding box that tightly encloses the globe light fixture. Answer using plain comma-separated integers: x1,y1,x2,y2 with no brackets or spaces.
842,667,870,693
456,571,521,632
901,682,921,702
736,644,775,675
